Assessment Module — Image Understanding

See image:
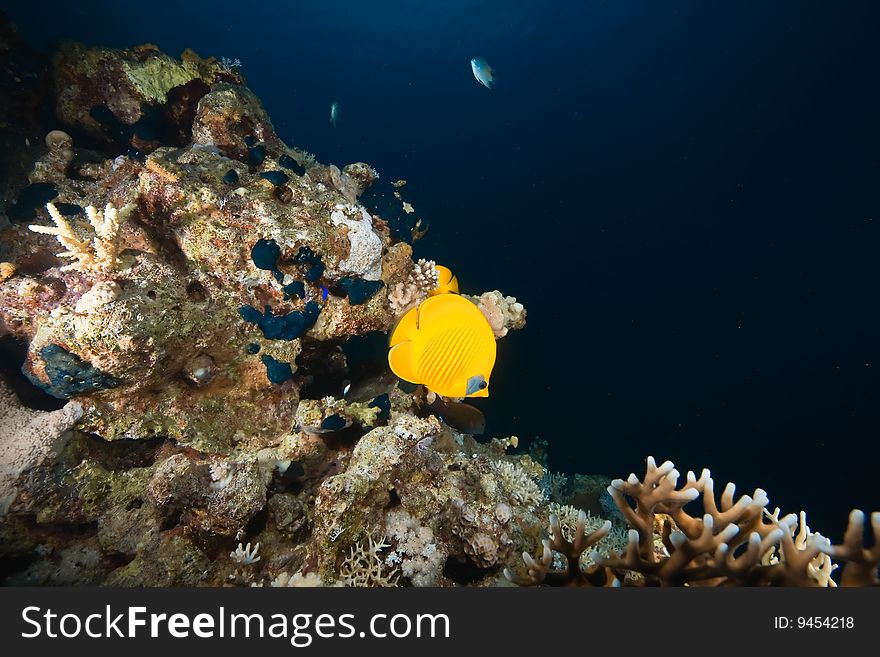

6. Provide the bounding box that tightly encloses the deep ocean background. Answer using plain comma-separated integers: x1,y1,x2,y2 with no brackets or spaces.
5,0,879,540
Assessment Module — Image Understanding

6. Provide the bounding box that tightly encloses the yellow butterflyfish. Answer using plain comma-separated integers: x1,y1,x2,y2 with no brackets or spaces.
430,265,459,296
388,293,495,398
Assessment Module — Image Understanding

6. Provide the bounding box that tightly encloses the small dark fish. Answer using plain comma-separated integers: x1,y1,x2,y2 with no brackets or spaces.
259,170,289,186
53,203,83,217
427,396,486,435
368,393,391,423
223,169,240,184
8,183,58,222
321,414,348,431
302,413,352,435
343,370,398,403
248,145,266,166
278,154,306,175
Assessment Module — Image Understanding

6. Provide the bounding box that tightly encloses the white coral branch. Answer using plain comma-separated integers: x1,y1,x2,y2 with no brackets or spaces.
230,541,261,564
29,202,131,273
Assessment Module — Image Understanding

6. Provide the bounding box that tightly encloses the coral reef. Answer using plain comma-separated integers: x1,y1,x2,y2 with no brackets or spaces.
507,457,877,587
0,32,537,587
0,26,874,590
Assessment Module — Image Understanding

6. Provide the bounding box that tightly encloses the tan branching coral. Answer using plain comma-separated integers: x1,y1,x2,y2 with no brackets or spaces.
29,202,133,273
338,533,399,587
597,456,828,586
549,503,628,563
504,510,618,587
507,456,875,587
819,510,880,586
763,509,838,587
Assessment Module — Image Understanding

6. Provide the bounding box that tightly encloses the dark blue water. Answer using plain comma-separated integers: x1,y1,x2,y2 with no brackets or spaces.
7,0,879,540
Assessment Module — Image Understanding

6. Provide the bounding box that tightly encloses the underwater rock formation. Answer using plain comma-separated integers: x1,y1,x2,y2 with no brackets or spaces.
0,31,541,586
2,34,511,452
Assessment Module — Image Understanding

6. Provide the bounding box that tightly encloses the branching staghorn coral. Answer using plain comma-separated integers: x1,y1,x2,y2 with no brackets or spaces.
763,509,838,587
818,510,880,586
548,503,629,565
28,202,133,273
507,456,877,587
230,541,261,564
599,457,820,586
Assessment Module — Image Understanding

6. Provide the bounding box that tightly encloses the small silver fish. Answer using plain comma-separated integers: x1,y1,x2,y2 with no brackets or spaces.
470,57,495,89
330,100,339,128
